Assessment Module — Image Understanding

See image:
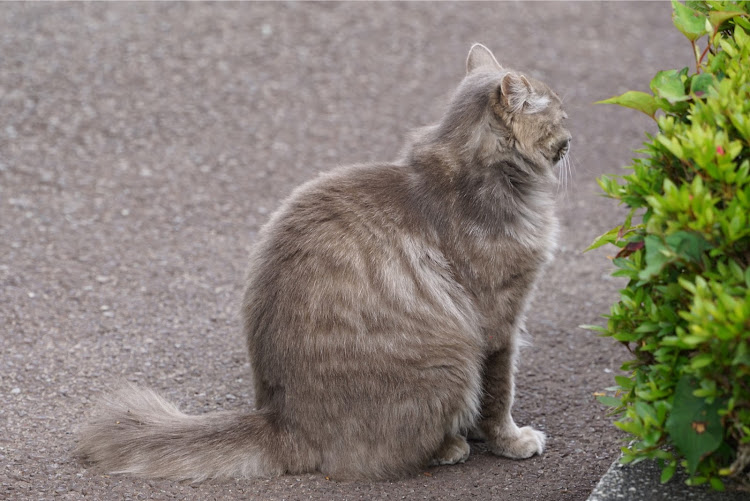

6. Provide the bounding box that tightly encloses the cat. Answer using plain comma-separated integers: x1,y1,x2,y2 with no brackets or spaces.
77,43,571,482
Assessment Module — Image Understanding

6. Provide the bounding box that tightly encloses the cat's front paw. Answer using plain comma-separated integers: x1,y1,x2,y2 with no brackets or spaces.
489,425,545,459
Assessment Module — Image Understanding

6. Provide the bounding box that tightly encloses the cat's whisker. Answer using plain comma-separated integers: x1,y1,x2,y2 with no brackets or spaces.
568,157,573,194
556,152,572,200
565,154,573,198
569,151,579,175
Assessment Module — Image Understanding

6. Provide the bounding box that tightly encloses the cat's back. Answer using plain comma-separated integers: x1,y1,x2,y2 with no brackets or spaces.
274,162,419,245
243,160,479,350
252,162,425,278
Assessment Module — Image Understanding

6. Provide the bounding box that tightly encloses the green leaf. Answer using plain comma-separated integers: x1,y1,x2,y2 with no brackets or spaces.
619,452,638,465
689,73,717,97
708,50,728,74
639,235,672,281
672,0,710,41
736,16,750,32
684,1,707,13
614,375,635,389
585,225,622,252
735,25,749,49
665,376,724,475
650,69,690,104
690,353,714,369
657,135,685,158
708,10,746,30
635,322,660,333
709,477,725,491
719,38,738,58
596,91,660,119
635,401,659,425
580,324,608,334
687,475,708,486
597,395,623,407
660,461,677,483
665,231,712,263
731,341,750,366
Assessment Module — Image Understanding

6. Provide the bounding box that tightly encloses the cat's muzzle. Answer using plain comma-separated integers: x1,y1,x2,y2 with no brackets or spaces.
553,138,571,163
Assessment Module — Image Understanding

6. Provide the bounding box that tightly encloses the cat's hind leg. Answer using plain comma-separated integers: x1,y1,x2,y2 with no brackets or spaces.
430,434,470,466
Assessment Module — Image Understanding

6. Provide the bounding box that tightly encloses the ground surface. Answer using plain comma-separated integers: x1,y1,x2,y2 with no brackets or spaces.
1,2,692,500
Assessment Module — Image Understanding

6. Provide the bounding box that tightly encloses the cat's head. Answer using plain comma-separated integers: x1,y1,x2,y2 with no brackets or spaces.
447,44,571,177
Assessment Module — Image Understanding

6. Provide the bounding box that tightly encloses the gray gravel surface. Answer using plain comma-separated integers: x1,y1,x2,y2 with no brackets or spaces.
1,2,698,500
589,454,749,501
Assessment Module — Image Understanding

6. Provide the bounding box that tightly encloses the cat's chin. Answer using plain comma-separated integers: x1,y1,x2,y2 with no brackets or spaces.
550,140,571,164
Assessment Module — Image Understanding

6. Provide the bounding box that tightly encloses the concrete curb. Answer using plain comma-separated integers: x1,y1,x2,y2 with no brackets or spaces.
588,455,747,501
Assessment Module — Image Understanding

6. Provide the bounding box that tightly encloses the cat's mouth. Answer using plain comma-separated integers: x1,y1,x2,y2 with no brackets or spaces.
552,138,571,164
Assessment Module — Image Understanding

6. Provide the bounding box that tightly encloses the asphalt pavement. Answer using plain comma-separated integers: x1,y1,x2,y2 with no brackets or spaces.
3,2,732,500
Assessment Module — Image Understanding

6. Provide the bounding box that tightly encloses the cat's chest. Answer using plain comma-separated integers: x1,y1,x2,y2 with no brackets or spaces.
447,226,554,297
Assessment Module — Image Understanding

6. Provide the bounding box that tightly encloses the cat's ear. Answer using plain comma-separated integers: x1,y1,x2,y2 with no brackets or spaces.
500,73,549,114
466,43,503,74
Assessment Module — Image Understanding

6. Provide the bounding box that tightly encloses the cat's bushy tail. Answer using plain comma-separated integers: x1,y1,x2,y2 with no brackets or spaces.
76,384,290,481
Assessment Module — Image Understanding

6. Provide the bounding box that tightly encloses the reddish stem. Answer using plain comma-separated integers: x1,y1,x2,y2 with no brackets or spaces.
691,40,700,73
698,43,712,69
697,26,720,70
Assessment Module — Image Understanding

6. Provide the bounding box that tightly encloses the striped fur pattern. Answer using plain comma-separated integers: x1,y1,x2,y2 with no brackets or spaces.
77,44,571,482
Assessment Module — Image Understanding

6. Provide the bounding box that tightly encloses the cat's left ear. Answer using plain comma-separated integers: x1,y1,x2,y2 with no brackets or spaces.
466,43,503,74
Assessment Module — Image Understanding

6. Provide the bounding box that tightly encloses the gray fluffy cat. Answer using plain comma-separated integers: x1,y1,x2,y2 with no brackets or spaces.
77,44,571,481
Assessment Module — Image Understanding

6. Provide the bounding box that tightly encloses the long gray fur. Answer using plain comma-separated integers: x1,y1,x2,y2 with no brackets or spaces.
77,43,571,482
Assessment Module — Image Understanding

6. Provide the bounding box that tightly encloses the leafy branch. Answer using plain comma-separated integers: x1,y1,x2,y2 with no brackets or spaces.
589,0,750,491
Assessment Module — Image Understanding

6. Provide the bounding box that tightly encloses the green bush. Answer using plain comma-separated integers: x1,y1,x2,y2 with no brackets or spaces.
588,0,750,491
